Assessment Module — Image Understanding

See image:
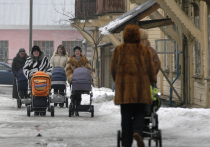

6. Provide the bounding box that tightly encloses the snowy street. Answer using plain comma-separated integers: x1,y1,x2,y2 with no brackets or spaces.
1,85,210,147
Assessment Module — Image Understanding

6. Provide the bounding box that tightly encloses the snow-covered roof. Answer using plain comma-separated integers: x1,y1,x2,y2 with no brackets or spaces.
99,0,157,35
0,0,75,27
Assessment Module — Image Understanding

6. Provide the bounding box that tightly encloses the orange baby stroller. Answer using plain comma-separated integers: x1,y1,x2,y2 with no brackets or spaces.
27,71,54,117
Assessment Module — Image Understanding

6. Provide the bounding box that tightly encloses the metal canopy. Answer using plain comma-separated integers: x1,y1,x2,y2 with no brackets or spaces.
100,0,160,34
137,18,174,29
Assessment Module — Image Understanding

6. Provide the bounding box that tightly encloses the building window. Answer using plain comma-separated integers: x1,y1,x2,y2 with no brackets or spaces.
194,6,201,75
155,39,177,71
0,41,8,63
62,41,82,57
34,41,54,60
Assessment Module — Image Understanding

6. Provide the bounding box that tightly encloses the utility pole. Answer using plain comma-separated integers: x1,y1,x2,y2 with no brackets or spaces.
29,0,33,53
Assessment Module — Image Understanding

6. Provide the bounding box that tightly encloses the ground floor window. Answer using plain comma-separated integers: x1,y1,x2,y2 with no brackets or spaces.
34,41,54,60
0,41,8,63
155,39,177,71
62,41,82,57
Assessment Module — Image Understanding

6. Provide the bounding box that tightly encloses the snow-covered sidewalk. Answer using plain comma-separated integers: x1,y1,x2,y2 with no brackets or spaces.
0,86,210,146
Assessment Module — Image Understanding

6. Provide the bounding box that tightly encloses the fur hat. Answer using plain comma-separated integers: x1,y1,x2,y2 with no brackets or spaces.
18,48,26,54
73,46,82,52
31,45,41,55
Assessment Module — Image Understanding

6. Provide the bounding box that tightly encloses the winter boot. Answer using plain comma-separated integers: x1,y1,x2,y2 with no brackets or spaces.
40,112,46,116
133,133,145,147
34,112,39,116
75,111,79,116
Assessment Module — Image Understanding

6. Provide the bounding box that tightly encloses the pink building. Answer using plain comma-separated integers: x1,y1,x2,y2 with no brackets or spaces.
0,0,83,64
0,29,83,63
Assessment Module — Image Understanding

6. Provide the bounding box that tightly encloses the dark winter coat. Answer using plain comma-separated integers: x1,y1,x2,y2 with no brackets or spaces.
140,29,161,75
23,51,52,79
66,53,92,83
12,53,28,98
110,24,157,105
12,53,28,76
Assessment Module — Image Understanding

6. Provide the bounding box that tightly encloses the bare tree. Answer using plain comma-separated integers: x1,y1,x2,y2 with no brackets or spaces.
51,0,104,87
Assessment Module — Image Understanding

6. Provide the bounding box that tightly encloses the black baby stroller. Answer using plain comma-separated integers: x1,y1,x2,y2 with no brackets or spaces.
27,71,54,117
117,86,162,147
16,68,31,108
69,67,94,117
50,66,68,108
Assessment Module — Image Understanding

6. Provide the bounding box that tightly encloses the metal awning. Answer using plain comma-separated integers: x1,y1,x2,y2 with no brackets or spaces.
137,18,174,29
99,0,160,35
98,42,113,48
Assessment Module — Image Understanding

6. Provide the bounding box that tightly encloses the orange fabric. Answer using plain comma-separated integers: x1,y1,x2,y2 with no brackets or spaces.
30,71,51,97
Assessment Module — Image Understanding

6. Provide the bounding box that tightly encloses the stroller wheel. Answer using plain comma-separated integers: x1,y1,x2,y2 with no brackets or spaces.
90,105,94,117
157,130,162,147
59,103,64,107
17,99,21,108
117,130,121,147
66,97,68,108
69,106,72,117
51,106,54,117
27,105,31,117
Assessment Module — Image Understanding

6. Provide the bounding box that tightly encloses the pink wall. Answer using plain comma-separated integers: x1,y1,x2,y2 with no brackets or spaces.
0,29,83,62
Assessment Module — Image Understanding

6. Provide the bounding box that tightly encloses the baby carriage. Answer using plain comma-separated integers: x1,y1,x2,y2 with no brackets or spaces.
26,71,54,117
117,86,162,147
69,67,94,117
50,66,68,108
16,68,31,108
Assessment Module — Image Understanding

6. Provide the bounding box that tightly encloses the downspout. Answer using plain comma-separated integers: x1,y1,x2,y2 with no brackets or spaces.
112,83,115,92
169,51,183,107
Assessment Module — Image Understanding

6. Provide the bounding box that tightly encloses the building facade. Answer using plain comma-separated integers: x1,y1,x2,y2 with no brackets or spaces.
72,0,210,108
0,0,83,63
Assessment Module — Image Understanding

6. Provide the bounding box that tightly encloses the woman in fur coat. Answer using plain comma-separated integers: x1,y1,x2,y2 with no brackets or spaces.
65,46,92,116
50,45,68,69
110,24,157,147
50,45,68,107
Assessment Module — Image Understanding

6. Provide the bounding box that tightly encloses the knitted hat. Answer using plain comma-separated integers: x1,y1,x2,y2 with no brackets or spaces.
73,46,82,52
31,45,41,55
18,48,26,54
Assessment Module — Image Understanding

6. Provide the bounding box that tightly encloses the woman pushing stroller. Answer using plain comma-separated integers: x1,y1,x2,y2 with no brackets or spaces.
50,45,68,107
65,46,92,116
23,45,52,116
111,24,157,147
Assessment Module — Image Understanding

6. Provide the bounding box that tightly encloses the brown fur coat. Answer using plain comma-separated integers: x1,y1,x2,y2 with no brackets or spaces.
65,53,92,83
110,24,157,105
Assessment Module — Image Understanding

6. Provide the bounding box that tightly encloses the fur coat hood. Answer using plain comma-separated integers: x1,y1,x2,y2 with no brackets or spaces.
140,29,161,75
65,53,92,83
111,24,157,105
50,51,68,68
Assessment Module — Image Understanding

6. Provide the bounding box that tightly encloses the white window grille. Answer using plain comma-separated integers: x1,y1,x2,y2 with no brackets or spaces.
155,39,177,71
0,41,8,63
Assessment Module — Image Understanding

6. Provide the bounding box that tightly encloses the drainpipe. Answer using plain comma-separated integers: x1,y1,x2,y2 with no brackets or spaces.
169,51,183,107
112,83,115,92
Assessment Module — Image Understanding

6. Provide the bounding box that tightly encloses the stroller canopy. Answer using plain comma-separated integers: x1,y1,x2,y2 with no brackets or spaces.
51,66,66,81
72,67,92,91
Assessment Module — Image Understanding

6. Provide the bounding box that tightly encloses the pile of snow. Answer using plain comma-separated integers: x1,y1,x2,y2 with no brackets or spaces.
99,15,132,36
